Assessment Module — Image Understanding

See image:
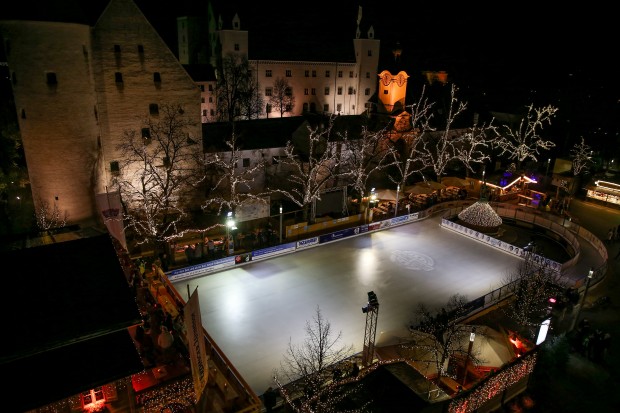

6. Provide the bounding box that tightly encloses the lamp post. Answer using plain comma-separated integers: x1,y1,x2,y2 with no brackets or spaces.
226,211,236,256
462,327,476,386
394,184,400,217
279,204,283,244
572,268,594,330
366,188,377,224
546,158,551,177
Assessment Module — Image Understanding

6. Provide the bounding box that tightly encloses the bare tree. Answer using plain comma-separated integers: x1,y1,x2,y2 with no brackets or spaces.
500,245,568,340
215,53,260,122
269,117,346,223
402,294,480,383
114,104,204,254
35,196,68,232
418,84,468,184
386,86,434,189
454,120,497,178
274,306,360,413
269,77,295,118
340,124,394,201
494,104,558,170
239,72,264,120
202,130,269,218
570,137,593,176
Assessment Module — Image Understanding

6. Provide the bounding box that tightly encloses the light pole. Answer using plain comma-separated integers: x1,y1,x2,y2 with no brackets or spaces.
546,158,551,177
394,185,400,217
226,211,236,256
572,268,594,330
279,204,283,244
462,327,476,386
366,188,377,224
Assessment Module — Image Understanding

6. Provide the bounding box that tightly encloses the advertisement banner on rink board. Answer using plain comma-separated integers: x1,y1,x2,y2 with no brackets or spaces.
297,237,319,249
319,227,360,244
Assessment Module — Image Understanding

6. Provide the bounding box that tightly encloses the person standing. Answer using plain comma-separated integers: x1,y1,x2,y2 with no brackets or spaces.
262,387,277,412
207,238,215,259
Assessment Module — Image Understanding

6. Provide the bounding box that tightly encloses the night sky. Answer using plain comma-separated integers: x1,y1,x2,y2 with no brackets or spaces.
2,0,619,156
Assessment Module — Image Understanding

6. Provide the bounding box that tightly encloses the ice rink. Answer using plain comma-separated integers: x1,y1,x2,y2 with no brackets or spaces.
172,215,528,395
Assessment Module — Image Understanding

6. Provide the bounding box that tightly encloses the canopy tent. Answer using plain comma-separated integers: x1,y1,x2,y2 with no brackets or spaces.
374,188,400,201
417,181,446,191
450,325,514,368
405,185,434,195
441,177,469,188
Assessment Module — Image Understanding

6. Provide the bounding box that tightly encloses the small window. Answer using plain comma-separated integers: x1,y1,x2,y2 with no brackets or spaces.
383,90,388,94
365,88,370,96
201,97,205,103
243,158,250,167
304,88,309,95
348,87,354,95
210,109,215,116
138,44,144,53
349,71,354,78
338,71,343,78
149,103,159,115
114,44,121,53
337,103,342,112
202,109,207,116
265,88,273,97
115,72,123,83
323,104,329,112
110,161,120,173
337,87,343,95
199,85,205,92
208,84,213,91
324,87,329,95
285,87,292,96
209,97,213,103
285,70,292,77
304,70,309,77
367,50,372,56
303,103,309,112
366,72,370,78
266,70,272,77
153,72,161,83
311,88,316,95
325,70,330,77
46,72,57,85
312,70,316,77
141,128,151,143
234,43,239,51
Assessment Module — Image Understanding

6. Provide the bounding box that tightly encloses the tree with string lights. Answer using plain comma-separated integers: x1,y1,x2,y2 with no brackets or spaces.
274,306,365,413
402,294,484,383
268,116,348,223
500,244,569,340
339,123,394,206
202,130,270,219
494,103,558,171
114,103,204,256
385,85,434,190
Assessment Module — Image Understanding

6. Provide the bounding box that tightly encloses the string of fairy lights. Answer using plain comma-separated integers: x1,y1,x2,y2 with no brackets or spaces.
457,201,503,228
448,352,538,413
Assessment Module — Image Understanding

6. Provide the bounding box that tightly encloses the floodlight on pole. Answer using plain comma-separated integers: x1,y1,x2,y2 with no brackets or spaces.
361,291,379,367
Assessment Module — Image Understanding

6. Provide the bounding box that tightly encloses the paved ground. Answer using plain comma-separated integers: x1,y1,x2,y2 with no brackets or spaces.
171,199,617,405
